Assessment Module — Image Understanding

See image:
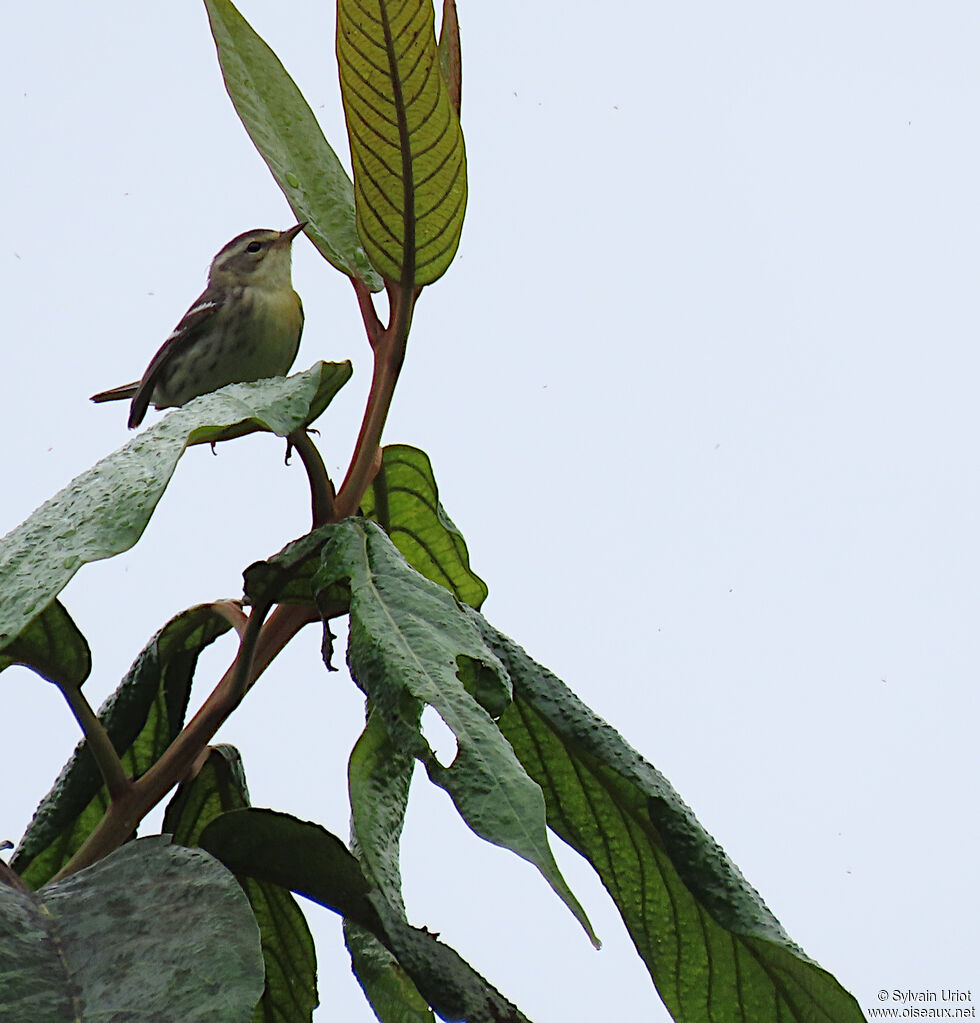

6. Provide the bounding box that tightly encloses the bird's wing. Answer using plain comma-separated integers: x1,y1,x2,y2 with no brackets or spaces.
127,290,225,428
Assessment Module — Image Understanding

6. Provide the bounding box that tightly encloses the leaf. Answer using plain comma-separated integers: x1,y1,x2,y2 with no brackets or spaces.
200,808,388,941
345,923,435,1023
478,618,866,1023
337,0,467,286
243,526,344,608
0,837,263,1023
203,809,530,1023
12,605,231,888
0,599,90,689
164,747,318,1023
244,443,486,614
347,708,414,908
314,518,597,947
0,362,349,659
437,0,461,115
346,710,433,1022
205,0,382,289
360,444,487,609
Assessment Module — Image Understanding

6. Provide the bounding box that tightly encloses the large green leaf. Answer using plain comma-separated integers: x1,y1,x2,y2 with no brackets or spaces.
478,618,865,1023
314,518,597,946
205,0,381,289
164,747,318,1023
0,362,350,659
0,837,263,1023
337,0,467,286
202,809,530,1023
360,444,487,609
0,599,90,689
12,605,231,888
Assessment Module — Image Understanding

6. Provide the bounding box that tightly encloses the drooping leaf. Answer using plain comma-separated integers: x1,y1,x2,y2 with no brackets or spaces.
360,444,487,609
0,599,90,689
313,518,597,946
205,0,381,289
345,923,436,1023
202,809,530,1023
164,747,318,1023
12,605,231,888
478,618,865,1023
0,362,350,659
346,710,433,1022
200,809,387,940
0,837,263,1023
337,0,467,286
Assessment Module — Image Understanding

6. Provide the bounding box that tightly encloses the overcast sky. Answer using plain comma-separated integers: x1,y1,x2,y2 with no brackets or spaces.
3,2,978,1019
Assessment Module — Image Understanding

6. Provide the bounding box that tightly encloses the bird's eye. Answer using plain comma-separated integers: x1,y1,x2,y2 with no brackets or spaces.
246,241,263,253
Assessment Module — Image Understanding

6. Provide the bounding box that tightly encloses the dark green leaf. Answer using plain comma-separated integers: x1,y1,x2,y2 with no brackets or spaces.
205,809,530,1023
200,808,387,940
345,923,435,1023
479,618,865,1023
164,748,318,1023
337,0,467,286
0,362,350,659
347,708,414,908
243,526,348,609
12,605,231,888
314,518,596,946
0,599,90,689
0,837,263,1023
361,913,531,1023
346,710,433,1021
205,0,381,289
360,444,487,609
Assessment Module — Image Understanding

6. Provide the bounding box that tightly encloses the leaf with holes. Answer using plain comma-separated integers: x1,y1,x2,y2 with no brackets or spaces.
313,518,597,947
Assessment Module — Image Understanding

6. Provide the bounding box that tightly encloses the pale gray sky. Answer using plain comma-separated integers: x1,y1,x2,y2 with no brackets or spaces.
3,2,978,1019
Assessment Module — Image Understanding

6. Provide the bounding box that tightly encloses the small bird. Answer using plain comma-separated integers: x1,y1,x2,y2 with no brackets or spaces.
91,223,307,428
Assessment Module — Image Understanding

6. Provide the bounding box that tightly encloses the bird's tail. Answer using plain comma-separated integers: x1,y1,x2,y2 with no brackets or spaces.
90,383,139,403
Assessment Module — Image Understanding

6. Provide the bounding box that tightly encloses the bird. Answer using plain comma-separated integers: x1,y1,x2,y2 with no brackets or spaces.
90,223,307,428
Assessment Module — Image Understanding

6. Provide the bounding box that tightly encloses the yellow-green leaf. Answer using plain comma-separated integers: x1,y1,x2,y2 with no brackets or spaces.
337,0,467,286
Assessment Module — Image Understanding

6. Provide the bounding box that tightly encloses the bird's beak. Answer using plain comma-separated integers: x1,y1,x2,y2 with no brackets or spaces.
279,221,308,244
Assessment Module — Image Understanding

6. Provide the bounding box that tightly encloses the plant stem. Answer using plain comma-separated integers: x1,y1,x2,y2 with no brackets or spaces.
288,428,335,527
58,683,131,800
333,282,414,519
51,602,321,881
